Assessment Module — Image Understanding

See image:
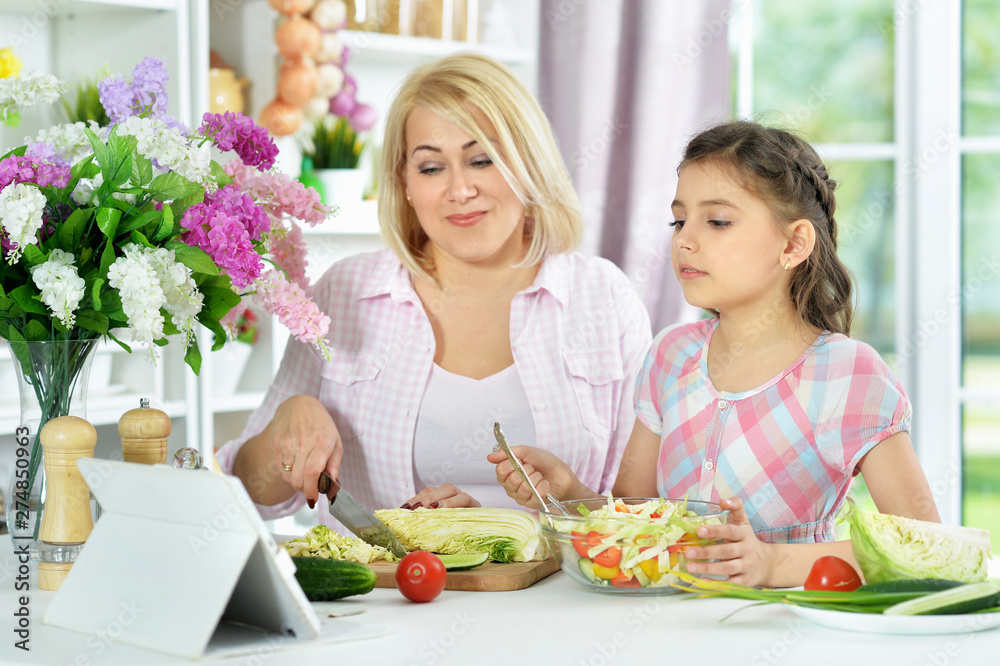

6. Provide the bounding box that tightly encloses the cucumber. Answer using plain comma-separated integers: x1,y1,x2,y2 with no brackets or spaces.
291,556,377,601
883,582,1000,616
578,558,599,584
858,579,966,594
437,552,489,571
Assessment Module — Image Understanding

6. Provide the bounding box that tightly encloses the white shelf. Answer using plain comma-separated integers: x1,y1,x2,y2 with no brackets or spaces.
338,29,534,65
303,200,381,236
208,392,267,414
0,0,178,14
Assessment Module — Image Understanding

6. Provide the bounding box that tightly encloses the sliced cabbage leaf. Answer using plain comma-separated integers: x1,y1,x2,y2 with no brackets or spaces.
283,524,400,563
373,507,546,563
848,509,992,584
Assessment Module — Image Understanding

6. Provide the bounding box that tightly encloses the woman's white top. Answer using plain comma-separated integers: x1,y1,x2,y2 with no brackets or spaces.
412,362,537,509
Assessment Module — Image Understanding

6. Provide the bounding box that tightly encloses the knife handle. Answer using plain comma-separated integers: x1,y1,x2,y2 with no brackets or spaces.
318,471,340,500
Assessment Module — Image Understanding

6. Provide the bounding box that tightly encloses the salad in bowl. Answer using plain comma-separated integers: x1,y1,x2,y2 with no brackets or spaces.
540,496,728,594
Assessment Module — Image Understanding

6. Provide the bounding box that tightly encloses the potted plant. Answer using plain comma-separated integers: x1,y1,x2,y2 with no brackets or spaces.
299,115,367,206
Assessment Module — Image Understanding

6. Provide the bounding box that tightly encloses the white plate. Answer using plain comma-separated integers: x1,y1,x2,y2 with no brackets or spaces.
789,606,1000,635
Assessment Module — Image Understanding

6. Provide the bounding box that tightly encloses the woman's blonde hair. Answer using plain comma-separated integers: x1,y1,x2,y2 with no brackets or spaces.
379,52,583,281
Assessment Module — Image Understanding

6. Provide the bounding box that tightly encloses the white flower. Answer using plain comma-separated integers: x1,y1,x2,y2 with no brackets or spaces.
0,70,68,121
0,183,46,263
114,116,212,186
24,121,100,166
30,249,85,328
71,172,102,206
146,247,204,345
108,243,166,357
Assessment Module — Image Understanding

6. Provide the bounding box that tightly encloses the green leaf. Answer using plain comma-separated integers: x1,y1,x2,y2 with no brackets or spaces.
184,338,203,375
8,286,47,315
84,127,110,172
167,241,219,275
104,131,133,188
91,278,104,311
131,151,153,187
23,318,49,342
149,172,202,202
201,318,228,352
74,309,109,336
96,206,122,238
117,209,162,237
21,244,46,268
106,329,132,353
169,189,205,218
100,289,128,323
1,145,27,161
210,160,233,187
130,230,152,248
99,240,117,276
58,208,92,251
152,203,176,242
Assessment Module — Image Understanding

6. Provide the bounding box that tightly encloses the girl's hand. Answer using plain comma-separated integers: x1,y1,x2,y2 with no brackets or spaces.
402,484,482,509
487,446,590,509
267,394,343,508
682,497,776,587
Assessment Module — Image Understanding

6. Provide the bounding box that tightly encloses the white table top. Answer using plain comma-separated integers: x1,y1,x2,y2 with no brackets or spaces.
3,550,1000,666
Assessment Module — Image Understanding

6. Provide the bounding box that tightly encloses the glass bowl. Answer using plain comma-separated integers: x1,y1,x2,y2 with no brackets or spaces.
540,497,728,594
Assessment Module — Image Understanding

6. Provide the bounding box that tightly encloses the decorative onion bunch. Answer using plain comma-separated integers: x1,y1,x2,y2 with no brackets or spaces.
261,0,376,137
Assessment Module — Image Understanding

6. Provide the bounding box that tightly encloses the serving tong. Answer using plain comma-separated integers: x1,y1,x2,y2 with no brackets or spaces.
492,422,569,517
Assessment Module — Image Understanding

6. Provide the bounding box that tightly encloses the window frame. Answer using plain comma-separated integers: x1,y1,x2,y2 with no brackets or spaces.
731,0,966,523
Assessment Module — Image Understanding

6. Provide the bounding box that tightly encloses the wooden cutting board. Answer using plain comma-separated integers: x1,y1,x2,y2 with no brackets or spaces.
367,558,560,592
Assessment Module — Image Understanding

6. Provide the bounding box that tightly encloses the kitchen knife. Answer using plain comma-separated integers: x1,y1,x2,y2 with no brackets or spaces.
318,472,407,559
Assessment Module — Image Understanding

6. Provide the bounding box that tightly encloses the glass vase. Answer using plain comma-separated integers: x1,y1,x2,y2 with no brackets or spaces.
6,338,98,560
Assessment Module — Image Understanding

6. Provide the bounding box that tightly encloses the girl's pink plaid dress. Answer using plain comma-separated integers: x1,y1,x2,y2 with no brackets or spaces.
635,318,911,543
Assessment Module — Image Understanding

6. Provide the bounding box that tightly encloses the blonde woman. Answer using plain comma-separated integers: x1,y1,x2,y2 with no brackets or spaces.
218,53,651,523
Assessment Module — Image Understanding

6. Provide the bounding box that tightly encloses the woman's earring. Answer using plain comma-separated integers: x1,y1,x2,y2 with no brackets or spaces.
784,258,792,271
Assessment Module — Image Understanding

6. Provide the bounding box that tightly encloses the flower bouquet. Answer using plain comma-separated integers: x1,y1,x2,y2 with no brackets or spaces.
1,57,332,548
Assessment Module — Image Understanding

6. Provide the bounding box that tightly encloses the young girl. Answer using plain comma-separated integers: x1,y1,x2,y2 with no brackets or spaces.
488,120,940,588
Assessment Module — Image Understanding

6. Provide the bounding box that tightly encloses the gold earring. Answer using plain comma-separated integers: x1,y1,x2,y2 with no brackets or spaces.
406,196,412,204
784,259,791,271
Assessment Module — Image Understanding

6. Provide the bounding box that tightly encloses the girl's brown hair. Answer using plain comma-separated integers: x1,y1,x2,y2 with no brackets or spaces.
679,120,854,336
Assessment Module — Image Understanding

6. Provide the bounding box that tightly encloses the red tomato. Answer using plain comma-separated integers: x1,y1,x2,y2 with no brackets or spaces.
592,545,621,568
610,570,641,588
803,556,863,592
395,551,447,602
571,531,590,558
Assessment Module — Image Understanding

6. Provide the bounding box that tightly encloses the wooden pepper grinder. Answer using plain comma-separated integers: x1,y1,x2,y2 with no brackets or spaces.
38,415,97,591
119,398,171,465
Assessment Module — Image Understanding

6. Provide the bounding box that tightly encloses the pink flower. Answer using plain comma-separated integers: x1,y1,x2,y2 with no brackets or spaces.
199,111,278,171
253,269,330,349
268,221,309,290
225,158,328,227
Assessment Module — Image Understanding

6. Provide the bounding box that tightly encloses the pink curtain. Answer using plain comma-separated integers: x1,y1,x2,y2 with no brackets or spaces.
539,0,732,331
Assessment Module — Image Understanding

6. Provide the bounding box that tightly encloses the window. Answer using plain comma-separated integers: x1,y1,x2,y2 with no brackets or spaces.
732,0,999,550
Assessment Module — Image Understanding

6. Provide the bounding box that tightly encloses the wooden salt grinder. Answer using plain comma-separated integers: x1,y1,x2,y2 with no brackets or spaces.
38,416,97,591
119,398,171,465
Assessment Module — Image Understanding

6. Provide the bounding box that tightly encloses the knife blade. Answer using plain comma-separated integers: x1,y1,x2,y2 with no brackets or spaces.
318,472,407,559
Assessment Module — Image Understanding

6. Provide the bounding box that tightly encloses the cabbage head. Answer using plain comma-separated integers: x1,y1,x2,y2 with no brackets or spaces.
848,509,992,583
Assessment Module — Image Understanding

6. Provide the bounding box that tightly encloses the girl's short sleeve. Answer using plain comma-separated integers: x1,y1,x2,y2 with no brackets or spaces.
633,326,686,437
816,340,912,471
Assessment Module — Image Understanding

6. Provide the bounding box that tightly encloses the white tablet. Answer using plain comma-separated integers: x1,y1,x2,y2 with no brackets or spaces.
42,459,377,659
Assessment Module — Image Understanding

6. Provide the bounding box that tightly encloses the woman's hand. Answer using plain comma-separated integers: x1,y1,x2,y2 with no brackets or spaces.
487,446,593,509
682,497,777,587
244,394,343,508
402,484,482,509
